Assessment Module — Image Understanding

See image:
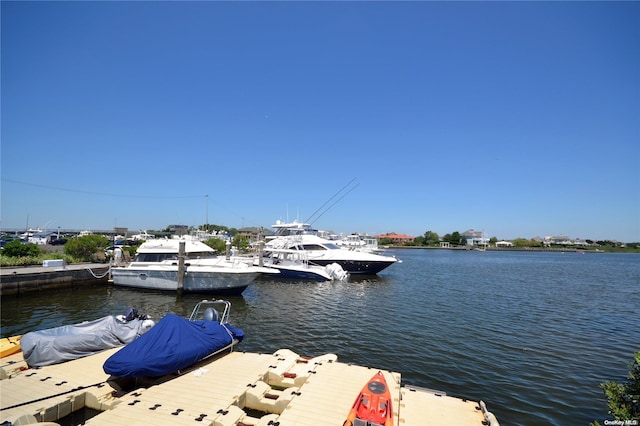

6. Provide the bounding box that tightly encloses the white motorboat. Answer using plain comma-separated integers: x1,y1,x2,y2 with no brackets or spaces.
111,238,277,294
257,248,349,281
267,221,400,275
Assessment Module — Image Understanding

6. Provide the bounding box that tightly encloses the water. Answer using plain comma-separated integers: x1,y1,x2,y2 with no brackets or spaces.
2,250,639,425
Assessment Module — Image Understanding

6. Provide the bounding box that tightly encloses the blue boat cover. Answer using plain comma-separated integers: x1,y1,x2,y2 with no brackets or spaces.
103,313,244,378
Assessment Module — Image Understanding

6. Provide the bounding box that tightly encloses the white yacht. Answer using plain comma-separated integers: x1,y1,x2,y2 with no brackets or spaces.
319,231,386,254
266,221,400,275
111,238,276,294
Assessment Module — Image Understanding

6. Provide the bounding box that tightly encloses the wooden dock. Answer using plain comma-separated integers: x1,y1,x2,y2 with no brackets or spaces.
0,347,499,425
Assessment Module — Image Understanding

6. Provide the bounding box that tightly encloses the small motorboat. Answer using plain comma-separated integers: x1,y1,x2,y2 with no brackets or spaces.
258,248,349,281
344,371,394,426
20,308,154,368
103,300,244,378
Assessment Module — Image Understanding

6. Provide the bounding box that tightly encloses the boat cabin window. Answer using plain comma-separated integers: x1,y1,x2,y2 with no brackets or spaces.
186,252,214,259
134,251,214,262
135,254,164,262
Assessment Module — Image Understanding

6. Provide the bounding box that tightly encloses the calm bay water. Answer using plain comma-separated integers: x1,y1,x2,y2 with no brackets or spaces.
2,250,639,425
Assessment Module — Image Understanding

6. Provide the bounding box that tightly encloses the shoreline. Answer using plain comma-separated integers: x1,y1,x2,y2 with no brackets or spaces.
386,245,616,252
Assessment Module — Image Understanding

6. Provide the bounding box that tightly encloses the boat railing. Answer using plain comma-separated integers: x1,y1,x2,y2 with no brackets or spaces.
188,299,232,324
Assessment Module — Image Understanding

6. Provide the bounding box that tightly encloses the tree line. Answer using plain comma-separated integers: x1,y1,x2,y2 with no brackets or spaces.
379,230,640,250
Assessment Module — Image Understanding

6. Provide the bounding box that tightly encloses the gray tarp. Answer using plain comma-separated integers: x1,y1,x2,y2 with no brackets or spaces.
20,315,154,367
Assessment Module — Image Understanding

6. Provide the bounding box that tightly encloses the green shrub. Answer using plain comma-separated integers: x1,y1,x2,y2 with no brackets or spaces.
592,351,640,425
64,235,110,262
204,238,227,254
1,240,42,257
0,252,73,267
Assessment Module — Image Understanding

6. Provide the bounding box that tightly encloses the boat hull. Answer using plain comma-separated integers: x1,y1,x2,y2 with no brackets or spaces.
309,259,395,275
266,266,331,281
111,267,257,295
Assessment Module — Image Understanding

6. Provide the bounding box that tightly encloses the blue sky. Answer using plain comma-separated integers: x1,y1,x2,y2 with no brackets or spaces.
1,1,638,242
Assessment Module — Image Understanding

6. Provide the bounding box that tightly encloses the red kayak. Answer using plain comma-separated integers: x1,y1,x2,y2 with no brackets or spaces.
344,371,393,426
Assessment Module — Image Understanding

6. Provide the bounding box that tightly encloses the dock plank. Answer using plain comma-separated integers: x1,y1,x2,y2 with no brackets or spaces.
276,361,401,426
399,386,488,425
86,351,278,425
2,348,499,426
0,347,118,423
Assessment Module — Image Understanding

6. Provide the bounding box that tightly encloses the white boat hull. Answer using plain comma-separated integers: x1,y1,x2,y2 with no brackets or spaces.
111,264,258,295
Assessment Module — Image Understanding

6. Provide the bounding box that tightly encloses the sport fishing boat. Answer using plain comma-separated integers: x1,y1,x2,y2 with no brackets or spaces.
266,220,400,275
110,238,276,294
103,300,243,378
257,248,349,281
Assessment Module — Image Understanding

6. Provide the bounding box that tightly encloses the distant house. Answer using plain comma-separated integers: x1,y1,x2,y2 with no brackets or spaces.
544,235,573,246
461,229,488,246
375,233,415,244
167,224,189,236
531,236,544,245
495,240,513,247
238,227,272,241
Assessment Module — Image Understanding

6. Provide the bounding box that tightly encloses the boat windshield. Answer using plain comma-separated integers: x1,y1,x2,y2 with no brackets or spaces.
322,243,340,250
294,243,339,251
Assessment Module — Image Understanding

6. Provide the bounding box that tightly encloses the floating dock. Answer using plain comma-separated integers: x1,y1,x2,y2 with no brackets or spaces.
0,346,498,425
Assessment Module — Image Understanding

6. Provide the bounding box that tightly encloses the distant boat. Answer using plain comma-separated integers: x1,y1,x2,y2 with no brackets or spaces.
267,221,400,275
111,238,277,294
19,228,42,241
130,230,155,241
319,231,386,255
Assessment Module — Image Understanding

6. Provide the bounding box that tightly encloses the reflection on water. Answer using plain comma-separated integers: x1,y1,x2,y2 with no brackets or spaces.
2,250,639,425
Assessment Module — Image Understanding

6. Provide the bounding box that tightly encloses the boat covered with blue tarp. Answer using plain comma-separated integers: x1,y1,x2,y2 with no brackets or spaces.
103,305,244,378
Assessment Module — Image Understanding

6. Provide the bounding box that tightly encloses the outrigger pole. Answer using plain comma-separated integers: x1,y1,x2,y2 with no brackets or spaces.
305,177,360,227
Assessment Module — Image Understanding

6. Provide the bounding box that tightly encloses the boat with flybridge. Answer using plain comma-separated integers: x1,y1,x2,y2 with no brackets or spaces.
110,237,277,294
266,220,400,275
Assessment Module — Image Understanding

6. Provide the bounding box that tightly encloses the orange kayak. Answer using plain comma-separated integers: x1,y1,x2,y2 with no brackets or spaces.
344,371,393,426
